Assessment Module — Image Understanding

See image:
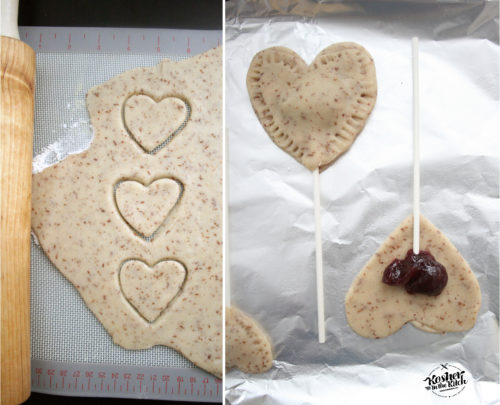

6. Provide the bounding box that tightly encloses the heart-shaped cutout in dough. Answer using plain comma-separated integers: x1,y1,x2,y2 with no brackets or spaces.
120,259,186,323
123,94,188,153
345,215,481,339
115,178,181,238
247,43,377,171
225,306,273,374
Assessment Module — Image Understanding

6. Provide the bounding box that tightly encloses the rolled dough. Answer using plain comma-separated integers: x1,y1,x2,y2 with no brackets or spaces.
225,306,273,374
32,47,223,376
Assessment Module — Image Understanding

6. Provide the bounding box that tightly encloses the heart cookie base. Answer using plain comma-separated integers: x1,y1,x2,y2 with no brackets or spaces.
345,215,481,339
226,306,273,374
31,48,223,377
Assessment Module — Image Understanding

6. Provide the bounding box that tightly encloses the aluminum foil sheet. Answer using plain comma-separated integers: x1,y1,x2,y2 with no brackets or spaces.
225,1,499,403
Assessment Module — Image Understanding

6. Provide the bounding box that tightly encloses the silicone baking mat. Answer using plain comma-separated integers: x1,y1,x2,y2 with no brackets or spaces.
22,26,222,401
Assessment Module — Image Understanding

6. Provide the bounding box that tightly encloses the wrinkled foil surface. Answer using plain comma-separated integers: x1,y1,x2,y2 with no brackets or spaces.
225,1,499,403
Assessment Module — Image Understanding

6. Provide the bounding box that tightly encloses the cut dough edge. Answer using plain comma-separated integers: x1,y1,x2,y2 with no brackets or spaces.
119,259,187,323
226,306,273,374
32,47,223,377
410,320,441,333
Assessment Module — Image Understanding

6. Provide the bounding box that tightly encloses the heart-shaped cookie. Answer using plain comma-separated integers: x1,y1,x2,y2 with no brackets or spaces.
123,94,188,153
120,259,186,323
115,178,181,238
225,306,273,374
345,215,481,338
247,43,377,171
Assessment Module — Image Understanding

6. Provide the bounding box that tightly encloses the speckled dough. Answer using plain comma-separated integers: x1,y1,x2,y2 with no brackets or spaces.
32,47,223,377
247,43,377,171
225,307,273,374
115,178,181,237
345,215,481,339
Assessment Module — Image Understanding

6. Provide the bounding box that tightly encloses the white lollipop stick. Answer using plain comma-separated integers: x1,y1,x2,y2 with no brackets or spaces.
313,168,326,343
412,37,420,254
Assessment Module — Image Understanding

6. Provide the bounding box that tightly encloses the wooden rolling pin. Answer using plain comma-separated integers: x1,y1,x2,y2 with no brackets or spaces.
1,0,36,402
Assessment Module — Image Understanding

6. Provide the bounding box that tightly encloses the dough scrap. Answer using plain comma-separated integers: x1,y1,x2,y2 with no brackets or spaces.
32,47,223,377
247,43,377,171
225,306,273,374
123,94,188,153
120,259,186,323
345,215,481,339
115,178,181,238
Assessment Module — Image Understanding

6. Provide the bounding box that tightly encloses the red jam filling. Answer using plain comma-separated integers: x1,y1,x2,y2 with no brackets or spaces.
382,249,448,296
